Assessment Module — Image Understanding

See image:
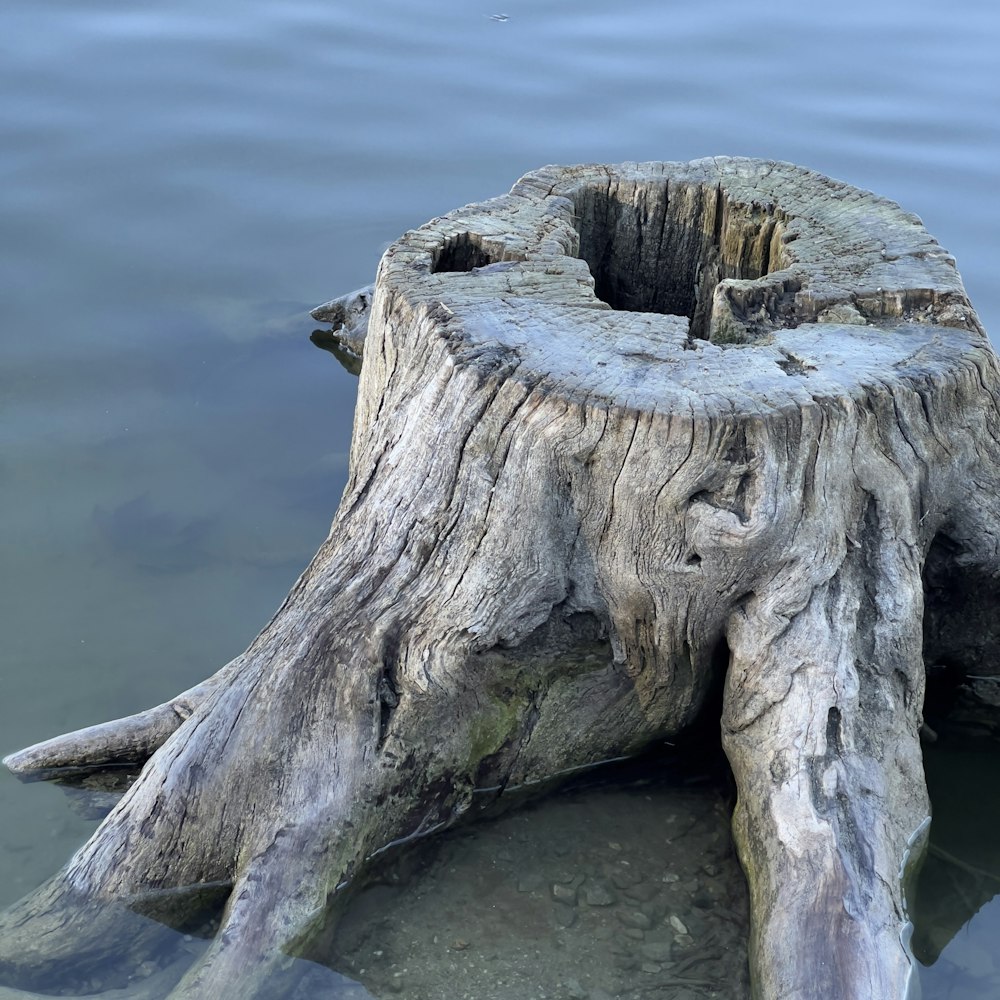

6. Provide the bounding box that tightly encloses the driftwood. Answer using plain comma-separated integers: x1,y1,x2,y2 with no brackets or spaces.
3,157,1000,999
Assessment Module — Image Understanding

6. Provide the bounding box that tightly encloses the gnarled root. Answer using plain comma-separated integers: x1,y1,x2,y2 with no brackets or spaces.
3,662,240,779
0,603,592,998
722,540,929,999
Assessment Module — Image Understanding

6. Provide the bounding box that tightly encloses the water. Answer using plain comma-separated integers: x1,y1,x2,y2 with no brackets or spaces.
327,766,750,1000
911,743,1000,998
2,0,999,995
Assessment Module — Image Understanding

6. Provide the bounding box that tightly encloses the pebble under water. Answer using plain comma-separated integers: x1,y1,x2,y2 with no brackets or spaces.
323,761,749,1000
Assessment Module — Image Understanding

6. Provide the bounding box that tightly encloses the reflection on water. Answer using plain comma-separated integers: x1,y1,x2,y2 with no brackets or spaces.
912,742,1000,999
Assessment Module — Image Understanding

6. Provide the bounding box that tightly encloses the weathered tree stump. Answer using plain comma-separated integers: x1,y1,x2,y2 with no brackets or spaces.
4,158,999,1000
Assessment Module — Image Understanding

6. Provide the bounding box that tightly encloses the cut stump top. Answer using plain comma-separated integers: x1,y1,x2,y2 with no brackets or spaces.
371,157,984,416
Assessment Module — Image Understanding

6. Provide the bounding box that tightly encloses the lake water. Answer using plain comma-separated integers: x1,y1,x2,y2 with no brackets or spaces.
2,0,1000,996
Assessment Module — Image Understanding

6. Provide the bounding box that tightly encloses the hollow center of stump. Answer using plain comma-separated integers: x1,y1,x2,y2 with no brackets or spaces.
571,180,788,338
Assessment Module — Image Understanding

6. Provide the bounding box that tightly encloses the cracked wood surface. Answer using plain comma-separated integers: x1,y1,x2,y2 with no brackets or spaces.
4,158,999,1000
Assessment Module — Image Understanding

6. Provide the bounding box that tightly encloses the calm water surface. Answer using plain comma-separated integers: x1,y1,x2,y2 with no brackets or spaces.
3,0,1000,995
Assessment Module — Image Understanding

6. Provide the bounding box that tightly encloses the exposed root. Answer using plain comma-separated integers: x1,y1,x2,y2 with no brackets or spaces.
0,631,475,998
3,661,239,778
165,838,345,1000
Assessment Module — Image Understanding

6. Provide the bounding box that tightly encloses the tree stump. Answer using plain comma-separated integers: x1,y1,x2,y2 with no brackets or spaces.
3,158,999,1000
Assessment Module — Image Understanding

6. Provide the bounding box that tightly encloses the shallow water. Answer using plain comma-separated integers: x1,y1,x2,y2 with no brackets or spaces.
2,0,1000,995
328,768,749,1000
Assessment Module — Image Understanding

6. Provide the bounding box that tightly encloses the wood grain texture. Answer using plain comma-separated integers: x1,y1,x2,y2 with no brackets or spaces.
3,158,998,999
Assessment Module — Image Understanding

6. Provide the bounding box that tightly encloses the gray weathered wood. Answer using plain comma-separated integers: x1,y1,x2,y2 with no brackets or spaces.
3,158,998,999
310,283,374,358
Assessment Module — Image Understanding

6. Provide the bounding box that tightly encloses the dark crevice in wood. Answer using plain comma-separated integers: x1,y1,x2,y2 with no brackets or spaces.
922,530,1000,671
776,350,814,376
431,233,498,273
922,529,1000,739
688,477,751,526
676,634,734,789
570,179,789,341
376,668,399,751
826,706,845,757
